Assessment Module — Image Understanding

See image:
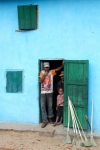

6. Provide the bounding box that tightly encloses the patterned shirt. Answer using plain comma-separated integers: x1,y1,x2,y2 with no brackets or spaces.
57,94,64,106
40,70,56,94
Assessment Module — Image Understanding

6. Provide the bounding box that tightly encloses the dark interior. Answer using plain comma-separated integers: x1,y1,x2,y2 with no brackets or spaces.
40,60,63,122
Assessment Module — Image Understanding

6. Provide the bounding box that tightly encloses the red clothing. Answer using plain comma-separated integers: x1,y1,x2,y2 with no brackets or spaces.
57,94,64,106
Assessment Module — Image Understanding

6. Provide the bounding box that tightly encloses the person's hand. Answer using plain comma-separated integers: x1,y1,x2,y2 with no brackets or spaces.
62,59,64,65
44,71,48,76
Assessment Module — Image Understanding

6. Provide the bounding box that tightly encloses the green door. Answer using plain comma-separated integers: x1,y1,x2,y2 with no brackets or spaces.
63,60,89,130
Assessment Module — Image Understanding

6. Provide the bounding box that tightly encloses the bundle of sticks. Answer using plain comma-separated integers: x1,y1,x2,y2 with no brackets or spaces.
63,97,97,147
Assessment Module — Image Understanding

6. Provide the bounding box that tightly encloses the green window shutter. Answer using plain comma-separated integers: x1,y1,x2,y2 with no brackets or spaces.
63,60,89,130
17,5,38,30
6,71,23,93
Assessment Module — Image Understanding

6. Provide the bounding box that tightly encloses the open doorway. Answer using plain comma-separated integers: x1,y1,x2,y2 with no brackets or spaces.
39,59,63,122
39,59,88,129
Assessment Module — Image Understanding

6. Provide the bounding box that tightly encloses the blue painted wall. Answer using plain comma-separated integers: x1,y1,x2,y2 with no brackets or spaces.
0,0,100,131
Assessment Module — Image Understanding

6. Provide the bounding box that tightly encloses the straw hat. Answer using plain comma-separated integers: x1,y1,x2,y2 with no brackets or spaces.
59,71,64,76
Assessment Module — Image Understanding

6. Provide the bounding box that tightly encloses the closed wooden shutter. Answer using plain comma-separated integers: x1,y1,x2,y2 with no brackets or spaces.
18,5,38,30
6,71,22,93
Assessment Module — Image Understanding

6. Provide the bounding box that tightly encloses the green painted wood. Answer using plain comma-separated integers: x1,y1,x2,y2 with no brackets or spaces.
6,71,22,93
38,60,42,122
63,60,89,130
18,5,37,30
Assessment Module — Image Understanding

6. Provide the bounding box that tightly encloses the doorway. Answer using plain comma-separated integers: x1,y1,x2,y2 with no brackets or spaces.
39,59,88,129
39,59,63,122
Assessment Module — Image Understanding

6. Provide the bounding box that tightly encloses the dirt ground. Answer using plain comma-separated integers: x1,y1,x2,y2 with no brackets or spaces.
0,130,100,150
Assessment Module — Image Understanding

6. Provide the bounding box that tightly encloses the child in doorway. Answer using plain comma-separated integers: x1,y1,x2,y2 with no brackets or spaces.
53,88,64,126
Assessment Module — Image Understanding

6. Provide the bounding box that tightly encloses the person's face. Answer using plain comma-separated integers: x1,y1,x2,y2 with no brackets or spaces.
44,67,50,72
61,75,64,81
59,88,63,95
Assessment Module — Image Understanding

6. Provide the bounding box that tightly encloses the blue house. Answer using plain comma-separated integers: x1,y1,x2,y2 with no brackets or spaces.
0,0,100,134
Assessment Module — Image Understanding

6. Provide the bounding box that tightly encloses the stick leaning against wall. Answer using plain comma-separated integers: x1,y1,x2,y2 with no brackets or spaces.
86,100,97,147
63,96,92,147
62,97,71,144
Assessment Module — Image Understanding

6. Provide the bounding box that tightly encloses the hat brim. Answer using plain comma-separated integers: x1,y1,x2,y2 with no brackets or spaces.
44,65,50,67
59,74,64,76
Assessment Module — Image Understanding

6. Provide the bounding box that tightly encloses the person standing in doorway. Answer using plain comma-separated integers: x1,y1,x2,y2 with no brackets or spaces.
39,61,64,128
57,71,64,91
53,87,64,126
